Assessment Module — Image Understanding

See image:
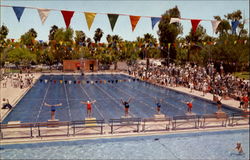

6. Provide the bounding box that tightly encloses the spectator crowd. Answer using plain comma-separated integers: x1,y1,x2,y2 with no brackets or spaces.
129,62,249,111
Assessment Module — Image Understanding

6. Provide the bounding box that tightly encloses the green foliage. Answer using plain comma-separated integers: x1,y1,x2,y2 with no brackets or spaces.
0,25,9,41
1,8,249,73
93,28,103,43
20,28,37,47
49,25,59,41
75,30,86,46
7,47,36,67
158,6,183,61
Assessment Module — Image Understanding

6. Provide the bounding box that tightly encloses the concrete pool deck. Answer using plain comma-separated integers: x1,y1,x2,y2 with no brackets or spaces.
0,72,249,145
0,73,42,122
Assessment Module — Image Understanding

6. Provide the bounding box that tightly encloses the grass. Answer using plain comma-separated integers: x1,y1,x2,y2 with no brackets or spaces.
233,72,249,80
4,69,21,73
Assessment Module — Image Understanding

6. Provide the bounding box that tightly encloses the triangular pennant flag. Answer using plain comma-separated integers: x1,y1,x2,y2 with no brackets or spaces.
191,19,201,33
231,20,239,34
168,43,171,48
12,7,25,22
211,20,221,34
108,14,119,31
84,12,96,30
129,16,141,31
37,8,50,24
61,10,74,28
170,18,181,24
151,17,161,29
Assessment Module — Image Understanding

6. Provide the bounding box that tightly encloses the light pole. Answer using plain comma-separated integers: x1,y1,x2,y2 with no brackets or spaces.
167,47,170,66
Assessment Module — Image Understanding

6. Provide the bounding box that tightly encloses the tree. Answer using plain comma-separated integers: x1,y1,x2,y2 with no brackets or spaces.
158,6,183,64
185,25,207,63
75,30,86,46
0,25,9,42
49,25,59,41
225,10,247,37
106,34,112,47
49,27,74,63
20,28,37,47
0,25,9,66
7,47,36,67
93,28,103,43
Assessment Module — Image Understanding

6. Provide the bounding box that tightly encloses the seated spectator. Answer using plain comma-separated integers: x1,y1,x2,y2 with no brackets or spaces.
2,98,12,110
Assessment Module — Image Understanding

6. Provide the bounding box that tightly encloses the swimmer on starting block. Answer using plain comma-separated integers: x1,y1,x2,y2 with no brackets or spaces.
81,100,96,118
121,97,132,117
154,97,162,114
182,99,194,113
44,102,62,120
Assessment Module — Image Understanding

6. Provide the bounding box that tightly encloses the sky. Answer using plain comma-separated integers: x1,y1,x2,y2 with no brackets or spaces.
0,0,249,43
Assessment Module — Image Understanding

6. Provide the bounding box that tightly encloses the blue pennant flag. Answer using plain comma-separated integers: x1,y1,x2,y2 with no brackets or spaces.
12,7,25,22
151,17,161,29
231,20,239,34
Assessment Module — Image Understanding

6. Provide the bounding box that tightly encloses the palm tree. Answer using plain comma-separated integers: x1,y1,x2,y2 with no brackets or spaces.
28,28,37,38
106,34,112,47
86,37,92,48
93,28,103,43
49,25,59,41
185,25,207,63
0,25,9,41
214,16,231,37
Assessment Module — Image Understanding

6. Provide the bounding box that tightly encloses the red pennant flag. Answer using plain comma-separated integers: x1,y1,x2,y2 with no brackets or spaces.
61,10,74,28
191,19,201,33
129,16,141,31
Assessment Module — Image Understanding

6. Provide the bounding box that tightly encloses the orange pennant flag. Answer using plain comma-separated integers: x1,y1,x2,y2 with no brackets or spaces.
129,16,141,31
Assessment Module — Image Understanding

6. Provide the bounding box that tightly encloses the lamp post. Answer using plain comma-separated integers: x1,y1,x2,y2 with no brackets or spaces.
167,47,170,66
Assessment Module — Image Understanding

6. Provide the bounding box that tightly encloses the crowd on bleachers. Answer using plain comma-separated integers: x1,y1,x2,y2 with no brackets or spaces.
129,62,249,110
1,73,35,89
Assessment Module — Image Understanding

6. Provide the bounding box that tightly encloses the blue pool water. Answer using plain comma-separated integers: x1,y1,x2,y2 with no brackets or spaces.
3,74,241,123
0,129,249,159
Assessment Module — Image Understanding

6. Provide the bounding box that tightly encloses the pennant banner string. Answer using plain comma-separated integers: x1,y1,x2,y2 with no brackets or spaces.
1,4,249,23
0,4,160,18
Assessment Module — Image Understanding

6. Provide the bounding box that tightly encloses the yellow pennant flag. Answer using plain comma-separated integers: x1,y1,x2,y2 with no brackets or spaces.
168,43,171,48
84,12,96,30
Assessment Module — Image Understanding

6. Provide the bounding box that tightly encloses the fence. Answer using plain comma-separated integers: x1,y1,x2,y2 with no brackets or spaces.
0,113,249,139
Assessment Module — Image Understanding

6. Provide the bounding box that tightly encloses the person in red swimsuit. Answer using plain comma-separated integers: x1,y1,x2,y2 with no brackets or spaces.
81,100,96,118
242,95,249,111
186,100,193,113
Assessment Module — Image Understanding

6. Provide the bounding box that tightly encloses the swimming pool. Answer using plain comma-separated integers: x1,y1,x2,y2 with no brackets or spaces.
0,129,249,159
3,74,241,123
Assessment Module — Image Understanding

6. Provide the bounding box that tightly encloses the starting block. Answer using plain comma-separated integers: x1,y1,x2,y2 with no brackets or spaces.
8,121,21,124
47,119,59,127
121,115,132,119
84,117,97,126
214,110,227,118
154,114,166,119
185,112,196,116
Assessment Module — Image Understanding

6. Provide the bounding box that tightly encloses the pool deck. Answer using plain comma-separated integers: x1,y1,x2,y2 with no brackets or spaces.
0,71,249,145
0,73,42,122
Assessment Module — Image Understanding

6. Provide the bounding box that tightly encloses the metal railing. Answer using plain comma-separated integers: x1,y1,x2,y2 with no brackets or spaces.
0,113,249,139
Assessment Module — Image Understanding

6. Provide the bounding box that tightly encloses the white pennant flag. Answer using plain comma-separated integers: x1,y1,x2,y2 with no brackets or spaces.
170,18,181,24
211,20,221,34
37,8,50,24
